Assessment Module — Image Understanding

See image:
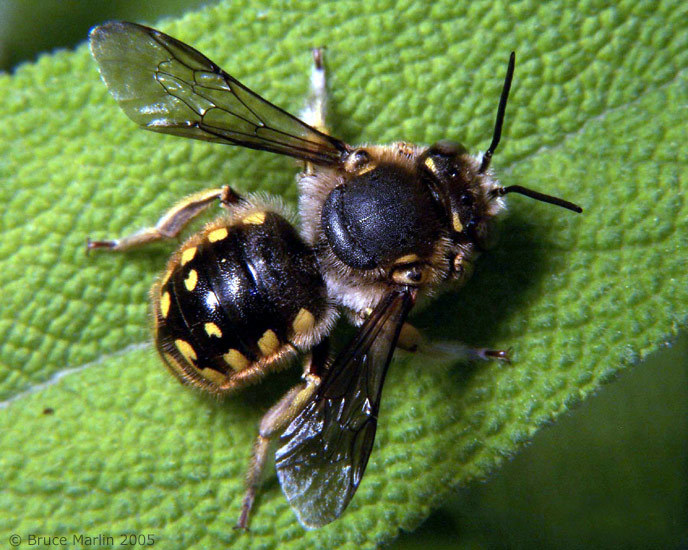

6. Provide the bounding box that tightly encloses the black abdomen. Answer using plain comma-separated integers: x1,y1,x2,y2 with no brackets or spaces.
154,209,330,392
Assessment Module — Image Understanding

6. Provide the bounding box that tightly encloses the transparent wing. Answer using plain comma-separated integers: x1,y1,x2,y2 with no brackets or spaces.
89,21,348,165
275,289,415,529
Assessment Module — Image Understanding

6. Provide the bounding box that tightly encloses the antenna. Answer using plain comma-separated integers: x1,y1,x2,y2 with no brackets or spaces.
479,51,515,174
492,185,583,213
480,52,583,214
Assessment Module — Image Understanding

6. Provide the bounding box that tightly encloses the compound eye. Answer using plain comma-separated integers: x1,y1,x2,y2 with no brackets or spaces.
420,141,469,181
353,149,370,163
428,140,468,158
391,264,430,286
345,148,372,173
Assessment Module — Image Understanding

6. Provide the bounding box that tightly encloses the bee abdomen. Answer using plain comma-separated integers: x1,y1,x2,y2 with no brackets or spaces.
153,209,332,393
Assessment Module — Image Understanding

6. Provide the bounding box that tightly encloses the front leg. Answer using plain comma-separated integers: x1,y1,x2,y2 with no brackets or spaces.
349,305,508,360
399,322,510,362
87,186,242,251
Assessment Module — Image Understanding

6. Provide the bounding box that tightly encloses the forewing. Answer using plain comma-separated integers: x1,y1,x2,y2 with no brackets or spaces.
89,21,348,165
275,289,415,528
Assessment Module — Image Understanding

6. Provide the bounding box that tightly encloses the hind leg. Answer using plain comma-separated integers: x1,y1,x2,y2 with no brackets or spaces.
87,186,242,251
235,339,329,530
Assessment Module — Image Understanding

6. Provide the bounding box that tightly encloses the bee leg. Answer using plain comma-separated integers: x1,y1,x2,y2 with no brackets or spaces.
301,47,330,135
87,186,242,252
398,323,510,362
235,340,329,530
301,47,331,175
472,347,511,362
422,341,512,363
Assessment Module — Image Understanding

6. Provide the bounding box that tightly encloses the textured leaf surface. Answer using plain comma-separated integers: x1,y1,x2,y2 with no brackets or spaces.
1,0,686,548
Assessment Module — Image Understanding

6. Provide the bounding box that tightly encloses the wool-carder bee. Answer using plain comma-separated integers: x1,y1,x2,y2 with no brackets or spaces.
88,21,582,529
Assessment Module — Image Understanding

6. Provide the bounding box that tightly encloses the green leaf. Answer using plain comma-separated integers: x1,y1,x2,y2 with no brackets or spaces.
1,0,686,548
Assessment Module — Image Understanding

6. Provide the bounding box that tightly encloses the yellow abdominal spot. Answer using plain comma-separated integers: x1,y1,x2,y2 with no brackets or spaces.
200,367,227,385
204,322,222,338
175,339,197,364
224,349,250,371
184,269,198,291
160,291,171,318
242,211,266,225
258,329,280,356
208,227,229,242
181,246,197,265
292,308,316,334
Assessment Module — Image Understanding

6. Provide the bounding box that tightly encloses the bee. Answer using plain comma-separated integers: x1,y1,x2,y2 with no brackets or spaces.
88,21,582,529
